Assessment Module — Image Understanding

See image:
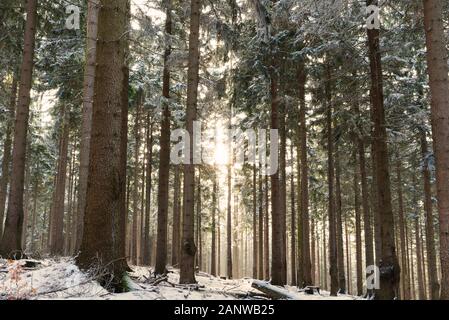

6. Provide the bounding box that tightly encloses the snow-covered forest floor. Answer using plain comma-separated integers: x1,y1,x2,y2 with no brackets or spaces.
0,258,360,300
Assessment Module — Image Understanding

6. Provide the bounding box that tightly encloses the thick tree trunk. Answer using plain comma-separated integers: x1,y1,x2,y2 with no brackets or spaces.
270,67,284,285
76,0,130,291
396,158,411,300
298,63,312,287
353,159,363,296
180,0,200,284
131,90,143,266
290,143,296,286
252,165,258,279
142,115,153,266
420,130,440,299
155,0,172,275
76,0,99,252
422,0,449,299
171,166,181,267
335,145,346,293
50,107,70,255
196,172,202,270
0,74,17,240
279,95,287,284
325,65,338,296
366,0,400,300
0,0,37,258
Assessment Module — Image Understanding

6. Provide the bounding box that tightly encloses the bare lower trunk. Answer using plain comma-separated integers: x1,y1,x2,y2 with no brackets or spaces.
0,74,17,240
77,0,130,291
143,115,153,266
422,0,449,299
335,146,346,293
76,0,99,253
420,131,440,299
180,0,200,284
325,65,338,296
0,0,37,259
155,0,172,274
252,165,258,279
211,173,217,276
298,63,312,286
396,158,411,300
366,0,400,300
354,151,366,296
50,108,70,255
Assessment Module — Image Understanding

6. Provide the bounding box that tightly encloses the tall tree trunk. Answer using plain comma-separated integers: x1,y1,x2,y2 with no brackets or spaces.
131,92,142,265
211,172,217,276
422,0,449,299
396,157,411,300
29,175,39,253
155,0,172,275
290,142,296,286
180,0,200,284
298,62,312,286
411,166,426,300
252,165,258,279
77,0,130,290
226,161,233,279
171,165,181,267
76,0,99,252
345,214,352,294
353,156,363,296
258,163,264,279
279,94,287,285
325,65,338,296
420,130,440,299
0,74,18,240
335,145,346,293
0,0,37,258
196,171,202,270
143,115,153,266
366,0,400,300
264,173,269,280
50,107,70,255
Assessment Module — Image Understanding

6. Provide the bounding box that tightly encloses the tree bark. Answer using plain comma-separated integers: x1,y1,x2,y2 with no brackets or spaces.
420,130,440,299
76,0,130,291
211,172,217,276
290,142,296,286
325,65,338,296
76,0,100,252
395,157,411,300
366,0,400,300
252,165,258,279
335,145,346,293
258,163,264,279
0,0,37,258
0,73,17,240
422,0,449,299
155,0,172,275
142,115,153,266
298,62,312,287
353,157,363,296
50,107,70,255
180,0,200,284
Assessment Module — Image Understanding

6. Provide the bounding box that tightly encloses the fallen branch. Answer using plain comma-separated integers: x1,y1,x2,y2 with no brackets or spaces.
251,280,300,300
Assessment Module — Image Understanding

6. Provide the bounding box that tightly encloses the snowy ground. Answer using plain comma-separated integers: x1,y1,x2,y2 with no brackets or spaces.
0,258,360,300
